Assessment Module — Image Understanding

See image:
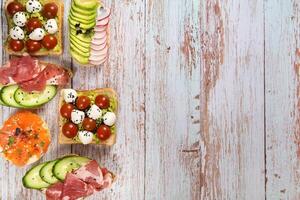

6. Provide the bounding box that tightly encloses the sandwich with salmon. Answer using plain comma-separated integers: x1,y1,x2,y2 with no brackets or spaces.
0,111,51,167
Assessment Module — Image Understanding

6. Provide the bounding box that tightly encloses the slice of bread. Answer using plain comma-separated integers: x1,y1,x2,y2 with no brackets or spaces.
58,88,118,146
4,0,64,56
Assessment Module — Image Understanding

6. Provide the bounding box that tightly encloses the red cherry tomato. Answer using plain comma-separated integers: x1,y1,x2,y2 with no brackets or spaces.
76,96,91,110
42,3,58,18
60,103,74,119
62,122,78,138
96,125,111,140
9,39,24,51
101,168,108,175
26,40,42,53
26,18,42,32
82,118,97,131
42,35,57,49
7,2,24,16
95,95,110,109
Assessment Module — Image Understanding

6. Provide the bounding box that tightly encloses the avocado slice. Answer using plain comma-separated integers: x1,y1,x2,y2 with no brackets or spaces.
70,41,90,57
73,0,99,10
70,34,91,49
70,6,97,21
69,13,95,25
70,49,90,64
70,28,93,43
71,2,97,16
69,16,96,30
70,36,90,53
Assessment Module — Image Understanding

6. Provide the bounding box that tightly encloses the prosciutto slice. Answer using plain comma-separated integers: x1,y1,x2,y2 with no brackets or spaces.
0,56,70,92
46,160,113,200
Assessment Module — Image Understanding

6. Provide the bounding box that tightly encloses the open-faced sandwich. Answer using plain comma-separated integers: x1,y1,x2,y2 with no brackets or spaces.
22,155,115,199
68,0,110,66
0,111,51,167
5,0,63,55
59,88,117,145
0,56,71,108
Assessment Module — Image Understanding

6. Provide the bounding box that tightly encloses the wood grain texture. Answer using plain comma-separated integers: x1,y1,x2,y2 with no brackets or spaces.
265,0,300,199
0,0,299,199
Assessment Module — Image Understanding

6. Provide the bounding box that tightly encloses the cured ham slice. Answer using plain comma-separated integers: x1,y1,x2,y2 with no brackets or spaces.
0,56,70,92
46,182,64,200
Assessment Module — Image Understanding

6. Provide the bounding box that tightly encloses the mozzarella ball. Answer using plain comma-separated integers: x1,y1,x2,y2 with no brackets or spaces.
63,89,77,103
71,110,85,124
87,105,102,120
44,19,58,34
10,26,25,40
13,12,27,27
29,28,45,40
26,0,42,13
102,112,116,126
78,131,93,145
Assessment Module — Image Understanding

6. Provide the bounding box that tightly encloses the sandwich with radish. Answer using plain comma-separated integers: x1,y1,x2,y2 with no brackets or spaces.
69,0,111,66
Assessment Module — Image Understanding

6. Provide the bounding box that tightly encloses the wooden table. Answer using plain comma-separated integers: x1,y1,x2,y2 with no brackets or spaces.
1,0,300,199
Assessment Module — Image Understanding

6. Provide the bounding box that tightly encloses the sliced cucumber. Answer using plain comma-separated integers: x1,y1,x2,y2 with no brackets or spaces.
40,159,60,184
1,85,23,108
53,156,91,180
0,86,7,106
14,86,57,108
22,162,50,189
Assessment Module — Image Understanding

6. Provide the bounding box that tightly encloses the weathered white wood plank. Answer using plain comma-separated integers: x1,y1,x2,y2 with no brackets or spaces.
0,0,72,199
71,0,146,199
265,0,300,199
196,1,265,199
144,0,201,199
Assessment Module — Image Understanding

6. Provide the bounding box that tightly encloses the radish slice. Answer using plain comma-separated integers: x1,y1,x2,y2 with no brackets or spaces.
90,58,107,66
96,18,109,26
89,54,107,62
91,43,107,51
97,7,111,21
90,46,108,56
93,31,107,39
91,35,107,45
95,25,107,32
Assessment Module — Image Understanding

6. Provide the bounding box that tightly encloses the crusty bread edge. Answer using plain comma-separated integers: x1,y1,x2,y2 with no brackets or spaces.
58,88,118,146
0,112,51,167
4,0,64,56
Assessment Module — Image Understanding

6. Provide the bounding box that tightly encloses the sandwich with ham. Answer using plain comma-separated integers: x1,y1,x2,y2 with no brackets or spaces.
22,155,115,200
0,55,71,108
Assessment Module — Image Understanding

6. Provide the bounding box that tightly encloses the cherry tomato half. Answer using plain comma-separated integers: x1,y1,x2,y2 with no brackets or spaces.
42,3,58,18
9,39,24,51
97,125,111,140
26,18,42,32
7,2,24,16
82,118,97,131
42,35,57,50
76,96,91,110
60,103,74,119
26,40,42,53
62,122,78,138
95,95,110,109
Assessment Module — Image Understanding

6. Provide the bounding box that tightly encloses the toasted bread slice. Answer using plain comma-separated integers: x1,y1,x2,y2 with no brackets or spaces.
58,88,118,146
4,0,64,56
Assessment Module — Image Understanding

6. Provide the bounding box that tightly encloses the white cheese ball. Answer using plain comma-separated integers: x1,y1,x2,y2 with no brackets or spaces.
29,28,45,40
71,110,85,124
13,12,27,27
10,26,25,40
78,131,93,145
87,105,102,120
45,19,58,34
102,112,116,126
63,89,77,103
26,0,42,13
